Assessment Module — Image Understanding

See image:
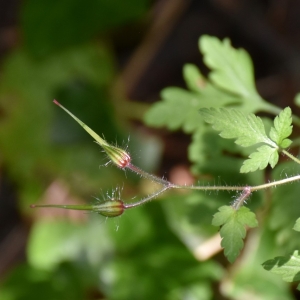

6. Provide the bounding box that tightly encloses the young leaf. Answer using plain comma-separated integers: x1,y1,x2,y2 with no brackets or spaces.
212,206,258,263
262,251,300,286
269,107,293,148
200,108,277,148
240,145,279,173
199,35,256,98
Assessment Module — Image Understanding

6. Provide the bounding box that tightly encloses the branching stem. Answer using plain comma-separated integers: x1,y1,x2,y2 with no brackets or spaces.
123,161,300,209
39,100,300,214
124,186,171,209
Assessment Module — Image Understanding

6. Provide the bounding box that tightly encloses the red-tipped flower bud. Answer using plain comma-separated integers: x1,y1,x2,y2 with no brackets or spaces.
102,144,131,168
53,100,131,169
94,199,125,217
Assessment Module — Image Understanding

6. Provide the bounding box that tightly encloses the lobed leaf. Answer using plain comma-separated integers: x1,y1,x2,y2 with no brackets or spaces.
199,35,256,98
269,107,293,148
212,206,258,263
144,86,237,133
200,108,276,148
262,251,300,284
144,87,205,132
240,145,279,173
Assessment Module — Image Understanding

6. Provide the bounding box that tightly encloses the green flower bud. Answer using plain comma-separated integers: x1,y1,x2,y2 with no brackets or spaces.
93,199,125,217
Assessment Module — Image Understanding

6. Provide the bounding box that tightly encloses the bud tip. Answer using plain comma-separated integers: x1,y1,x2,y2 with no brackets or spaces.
53,99,60,106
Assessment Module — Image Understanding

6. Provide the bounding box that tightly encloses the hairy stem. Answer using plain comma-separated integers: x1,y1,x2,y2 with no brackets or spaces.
282,149,300,165
172,174,300,192
124,185,171,209
127,163,174,187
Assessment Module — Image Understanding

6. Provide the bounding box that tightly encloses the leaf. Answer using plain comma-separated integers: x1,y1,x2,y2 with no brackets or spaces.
199,35,256,98
212,206,258,263
144,87,236,133
293,218,300,232
262,250,300,283
269,107,293,148
183,64,207,93
200,108,276,147
240,145,279,173
199,35,280,114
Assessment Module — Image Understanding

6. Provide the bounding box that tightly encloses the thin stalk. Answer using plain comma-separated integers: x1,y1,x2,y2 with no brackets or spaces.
124,185,171,209
174,174,300,192
172,184,245,192
30,204,93,210
122,174,300,208
282,149,300,165
127,163,174,187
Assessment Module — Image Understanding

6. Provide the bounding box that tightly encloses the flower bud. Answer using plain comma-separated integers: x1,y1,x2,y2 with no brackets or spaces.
53,100,131,169
102,144,131,168
93,199,125,217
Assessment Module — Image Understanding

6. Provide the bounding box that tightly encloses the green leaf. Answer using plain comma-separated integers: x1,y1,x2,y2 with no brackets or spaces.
200,108,276,147
198,35,280,114
269,107,293,148
212,206,258,263
144,87,204,132
199,35,256,98
280,139,292,148
262,250,300,283
144,87,236,133
293,218,300,232
240,145,279,173
183,64,207,93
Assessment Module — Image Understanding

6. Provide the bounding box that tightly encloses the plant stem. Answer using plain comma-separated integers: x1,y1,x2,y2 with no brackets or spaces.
282,149,300,165
172,174,300,192
124,185,171,209
127,163,174,187
121,165,300,209
30,204,94,210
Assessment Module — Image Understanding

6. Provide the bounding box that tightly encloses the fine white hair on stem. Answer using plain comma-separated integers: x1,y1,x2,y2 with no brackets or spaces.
232,186,252,210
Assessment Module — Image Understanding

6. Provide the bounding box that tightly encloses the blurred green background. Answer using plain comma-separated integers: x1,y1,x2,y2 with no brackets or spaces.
1,0,300,299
